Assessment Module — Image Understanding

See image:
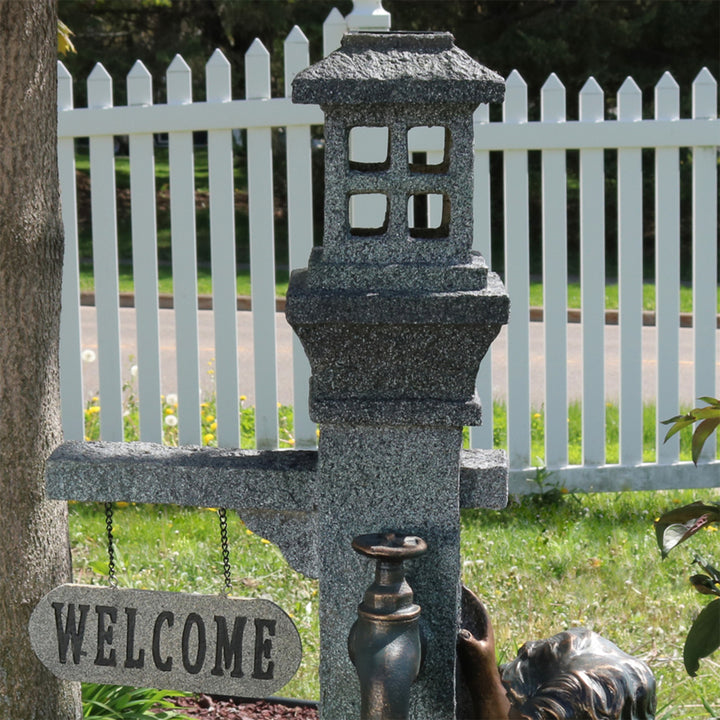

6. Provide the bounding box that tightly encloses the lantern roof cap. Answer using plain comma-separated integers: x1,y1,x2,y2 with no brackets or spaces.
292,31,504,107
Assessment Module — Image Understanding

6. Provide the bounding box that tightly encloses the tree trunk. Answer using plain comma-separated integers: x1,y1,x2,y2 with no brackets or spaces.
0,2,81,718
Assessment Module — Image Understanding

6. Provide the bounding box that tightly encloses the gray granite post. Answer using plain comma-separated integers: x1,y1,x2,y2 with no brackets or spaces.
287,31,508,719
44,30,508,720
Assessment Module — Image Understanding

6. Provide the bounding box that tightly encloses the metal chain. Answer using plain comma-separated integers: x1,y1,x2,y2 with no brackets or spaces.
104,502,118,588
218,507,232,596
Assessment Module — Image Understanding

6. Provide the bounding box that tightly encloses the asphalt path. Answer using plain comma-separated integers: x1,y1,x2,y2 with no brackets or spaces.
79,306,720,408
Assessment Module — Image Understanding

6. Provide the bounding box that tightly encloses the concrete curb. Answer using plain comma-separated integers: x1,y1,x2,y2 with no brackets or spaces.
80,292,716,328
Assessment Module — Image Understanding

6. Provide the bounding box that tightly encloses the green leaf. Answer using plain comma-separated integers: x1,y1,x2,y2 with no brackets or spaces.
658,523,696,557
654,503,720,556
89,560,110,575
692,417,720,465
697,396,720,407
684,598,720,676
662,416,697,442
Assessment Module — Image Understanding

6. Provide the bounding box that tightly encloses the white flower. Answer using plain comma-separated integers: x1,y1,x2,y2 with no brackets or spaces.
166,393,178,406
81,349,97,363
130,365,138,378
164,414,178,427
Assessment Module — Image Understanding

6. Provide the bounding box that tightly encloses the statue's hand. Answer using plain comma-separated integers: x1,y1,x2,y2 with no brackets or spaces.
457,586,513,720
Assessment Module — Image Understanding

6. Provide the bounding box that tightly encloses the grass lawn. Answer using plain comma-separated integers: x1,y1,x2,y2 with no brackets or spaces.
74,148,719,313
74,395,720,715
68,486,720,716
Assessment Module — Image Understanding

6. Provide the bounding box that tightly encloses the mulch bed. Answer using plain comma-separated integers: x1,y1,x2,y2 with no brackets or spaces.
168,695,318,720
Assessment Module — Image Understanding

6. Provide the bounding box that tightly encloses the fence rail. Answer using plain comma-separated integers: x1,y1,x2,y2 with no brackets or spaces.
57,10,720,493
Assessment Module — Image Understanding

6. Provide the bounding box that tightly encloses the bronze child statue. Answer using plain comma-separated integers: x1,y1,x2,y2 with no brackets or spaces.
457,587,656,720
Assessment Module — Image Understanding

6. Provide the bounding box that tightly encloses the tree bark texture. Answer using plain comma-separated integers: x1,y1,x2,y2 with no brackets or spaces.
0,2,81,718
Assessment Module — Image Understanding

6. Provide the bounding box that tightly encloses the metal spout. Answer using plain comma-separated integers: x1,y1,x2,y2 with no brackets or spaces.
348,533,427,720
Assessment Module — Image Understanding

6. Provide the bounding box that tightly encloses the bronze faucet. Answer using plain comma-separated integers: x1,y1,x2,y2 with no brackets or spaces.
348,532,427,720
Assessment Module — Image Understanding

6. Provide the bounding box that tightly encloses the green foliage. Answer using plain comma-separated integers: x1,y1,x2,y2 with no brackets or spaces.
662,397,720,465
82,683,189,719
655,501,720,676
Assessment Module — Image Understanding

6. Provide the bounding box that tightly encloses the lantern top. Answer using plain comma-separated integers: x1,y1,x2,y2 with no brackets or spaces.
292,31,504,107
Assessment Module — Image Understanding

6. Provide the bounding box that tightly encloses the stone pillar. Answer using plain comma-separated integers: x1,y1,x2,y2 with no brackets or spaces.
289,32,508,719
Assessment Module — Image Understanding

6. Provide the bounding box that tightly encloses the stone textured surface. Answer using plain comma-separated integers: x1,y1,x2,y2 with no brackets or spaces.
292,31,504,273
46,443,505,581
46,442,316,509
29,584,301,697
292,32,504,106
315,425,463,720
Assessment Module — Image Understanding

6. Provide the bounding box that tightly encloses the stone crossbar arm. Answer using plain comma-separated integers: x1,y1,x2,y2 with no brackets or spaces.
46,31,509,720
46,441,508,580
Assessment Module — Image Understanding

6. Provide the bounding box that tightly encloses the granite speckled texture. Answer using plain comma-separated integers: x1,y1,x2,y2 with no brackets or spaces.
292,32,504,274
29,584,301,696
44,30,509,720
286,31,508,720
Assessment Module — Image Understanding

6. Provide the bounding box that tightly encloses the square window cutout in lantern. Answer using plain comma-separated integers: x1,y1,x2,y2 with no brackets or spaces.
408,193,449,238
348,193,389,236
408,126,450,173
348,126,390,171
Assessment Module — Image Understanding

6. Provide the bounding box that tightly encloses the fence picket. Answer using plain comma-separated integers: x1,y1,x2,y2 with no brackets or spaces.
284,27,316,449
167,54,202,445
55,42,720,492
654,72,681,463
207,49,240,448
471,103,493,450
246,39,279,450
88,63,124,441
127,60,163,444
617,77,644,466
692,68,718,462
57,62,84,441
503,70,531,468
323,8,346,56
541,74,568,468
579,77,606,466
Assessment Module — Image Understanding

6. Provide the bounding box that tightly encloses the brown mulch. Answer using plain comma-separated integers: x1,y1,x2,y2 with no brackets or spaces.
168,694,318,720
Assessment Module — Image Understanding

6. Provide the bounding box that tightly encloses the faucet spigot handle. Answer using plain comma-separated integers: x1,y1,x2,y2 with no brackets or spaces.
351,532,427,561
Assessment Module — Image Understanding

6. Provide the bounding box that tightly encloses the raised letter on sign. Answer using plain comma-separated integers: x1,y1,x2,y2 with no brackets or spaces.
211,615,247,678
94,605,118,666
153,610,174,671
252,618,275,680
52,602,89,664
181,612,207,674
124,606,145,669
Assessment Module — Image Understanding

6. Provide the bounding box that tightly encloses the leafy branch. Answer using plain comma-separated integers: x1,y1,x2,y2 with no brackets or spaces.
661,396,720,465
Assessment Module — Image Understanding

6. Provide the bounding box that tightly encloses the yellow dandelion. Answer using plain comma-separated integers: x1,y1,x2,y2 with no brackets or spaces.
246,529,253,536
260,538,271,545
240,395,247,402
210,421,217,431
203,433,214,444
205,415,215,424
533,413,541,419
164,407,174,415
116,501,129,508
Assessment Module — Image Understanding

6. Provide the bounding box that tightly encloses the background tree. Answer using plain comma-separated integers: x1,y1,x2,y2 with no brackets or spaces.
0,2,81,718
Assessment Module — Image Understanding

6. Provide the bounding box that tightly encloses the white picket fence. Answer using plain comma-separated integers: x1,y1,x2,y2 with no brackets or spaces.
57,8,720,493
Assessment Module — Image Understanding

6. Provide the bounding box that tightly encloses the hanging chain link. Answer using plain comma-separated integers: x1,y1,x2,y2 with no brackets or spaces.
218,507,232,596
104,502,118,588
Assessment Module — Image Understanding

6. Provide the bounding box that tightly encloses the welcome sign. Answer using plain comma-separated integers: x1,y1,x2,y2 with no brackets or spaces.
29,585,302,696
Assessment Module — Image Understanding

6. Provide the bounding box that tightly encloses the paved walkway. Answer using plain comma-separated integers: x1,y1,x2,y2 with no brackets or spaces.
78,306,720,408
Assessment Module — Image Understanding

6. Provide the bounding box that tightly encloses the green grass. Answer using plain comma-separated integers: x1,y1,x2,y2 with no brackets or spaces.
78,263,289,299
76,393,720,714
68,478,720,715
529,281,718,314
74,149,720,312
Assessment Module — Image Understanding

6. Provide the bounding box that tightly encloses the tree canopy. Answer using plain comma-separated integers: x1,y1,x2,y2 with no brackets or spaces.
59,0,719,114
